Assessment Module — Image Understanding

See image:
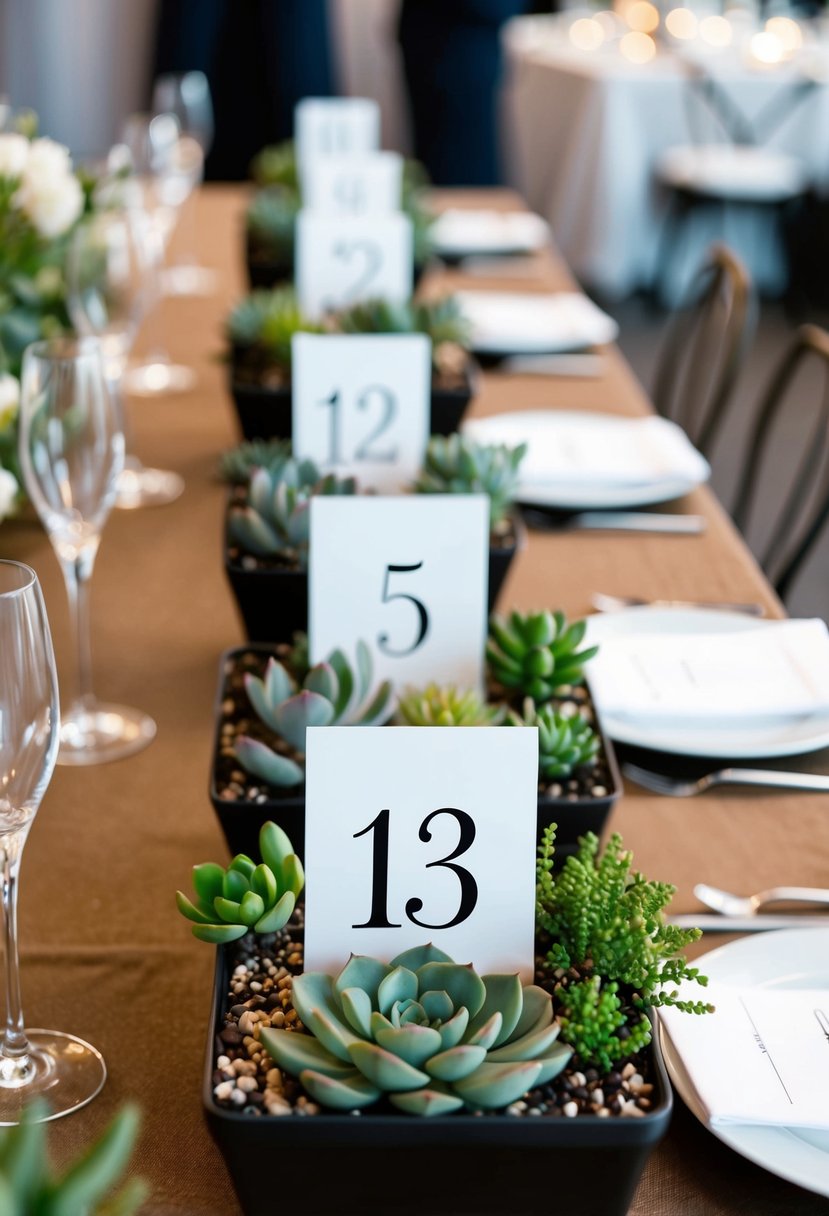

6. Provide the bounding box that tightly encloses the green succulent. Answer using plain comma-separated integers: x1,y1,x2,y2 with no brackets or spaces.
250,141,300,190
414,434,526,529
226,287,323,366
506,698,599,778
487,610,598,702
235,642,395,788
335,296,470,374
245,188,300,266
396,683,504,727
536,825,713,1015
219,438,293,485
176,821,304,943
260,943,571,1115
556,975,652,1073
228,461,357,565
0,1100,145,1215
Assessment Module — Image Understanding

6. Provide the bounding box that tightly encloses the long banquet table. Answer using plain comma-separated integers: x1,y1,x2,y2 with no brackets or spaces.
1,185,828,1215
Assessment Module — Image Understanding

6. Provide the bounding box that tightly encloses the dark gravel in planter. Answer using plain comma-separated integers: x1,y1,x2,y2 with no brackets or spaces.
211,924,656,1122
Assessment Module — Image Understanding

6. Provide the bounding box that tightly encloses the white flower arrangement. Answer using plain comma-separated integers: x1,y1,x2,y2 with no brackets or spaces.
0,134,84,239
0,467,18,522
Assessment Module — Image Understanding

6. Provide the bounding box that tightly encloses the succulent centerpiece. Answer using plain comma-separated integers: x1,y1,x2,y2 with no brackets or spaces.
244,139,434,289
225,289,476,442
187,823,709,1215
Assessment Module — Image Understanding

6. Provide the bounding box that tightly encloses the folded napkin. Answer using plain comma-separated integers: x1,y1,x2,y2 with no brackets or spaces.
660,982,829,1130
587,618,829,723
431,209,549,255
455,291,619,353
464,412,708,489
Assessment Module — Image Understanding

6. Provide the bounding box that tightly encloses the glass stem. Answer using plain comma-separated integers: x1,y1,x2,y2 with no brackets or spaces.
0,832,30,1068
60,548,98,716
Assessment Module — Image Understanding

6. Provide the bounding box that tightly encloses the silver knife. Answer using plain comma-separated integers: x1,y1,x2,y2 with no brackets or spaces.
669,914,829,932
570,512,706,534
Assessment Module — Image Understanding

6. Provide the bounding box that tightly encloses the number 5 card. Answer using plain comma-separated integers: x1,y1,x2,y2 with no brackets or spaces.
309,495,489,693
303,726,538,979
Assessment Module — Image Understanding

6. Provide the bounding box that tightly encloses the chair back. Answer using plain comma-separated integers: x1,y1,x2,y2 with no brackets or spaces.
652,244,756,455
732,323,829,603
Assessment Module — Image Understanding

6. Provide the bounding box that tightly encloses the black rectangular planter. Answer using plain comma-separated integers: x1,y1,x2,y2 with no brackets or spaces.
245,231,293,290
229,361,477,443
204,944,671,1216
210,645,622,864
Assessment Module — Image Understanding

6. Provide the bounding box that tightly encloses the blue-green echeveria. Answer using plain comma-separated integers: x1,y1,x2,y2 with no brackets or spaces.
260,944,571,1116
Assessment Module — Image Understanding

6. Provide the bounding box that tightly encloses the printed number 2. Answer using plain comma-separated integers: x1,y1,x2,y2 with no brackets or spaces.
378,563,428,657
352,807,478,930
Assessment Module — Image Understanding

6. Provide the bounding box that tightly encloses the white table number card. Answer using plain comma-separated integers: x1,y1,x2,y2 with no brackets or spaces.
309,495,488,691
292,333,430,492
303,726,539,979
295,97,380,168
302,151,404,216
296,212,413,319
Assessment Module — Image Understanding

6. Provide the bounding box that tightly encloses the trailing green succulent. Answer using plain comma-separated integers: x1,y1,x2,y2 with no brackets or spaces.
414,434,527,530
235,642,394,788
335,296,471,377
226,287,323,367
219,438,293,485
396,683,504,727
536,825,712,1016
0,1100,145,1215
260,943,571,1115
557,976,652,1074
488,610,598,702
177,821,304,943
506,698,599,778
227,461,356,565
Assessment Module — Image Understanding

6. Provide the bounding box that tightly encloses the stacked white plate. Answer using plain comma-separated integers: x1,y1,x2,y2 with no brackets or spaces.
455,291,618,356
431,209,550,259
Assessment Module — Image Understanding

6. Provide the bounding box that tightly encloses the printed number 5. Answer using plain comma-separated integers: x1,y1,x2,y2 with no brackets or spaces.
378,563,429,658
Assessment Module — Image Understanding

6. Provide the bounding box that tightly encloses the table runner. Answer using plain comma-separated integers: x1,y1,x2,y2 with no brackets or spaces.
0,184,826,1214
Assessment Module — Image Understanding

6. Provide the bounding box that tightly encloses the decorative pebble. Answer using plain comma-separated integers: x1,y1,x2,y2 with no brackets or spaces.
563,1101,578,1118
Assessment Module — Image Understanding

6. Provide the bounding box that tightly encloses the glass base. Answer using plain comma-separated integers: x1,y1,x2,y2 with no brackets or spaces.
58,702,156,766
122,359,196,396
117,463,185,509
161,263,217,297
0,1030,106,1125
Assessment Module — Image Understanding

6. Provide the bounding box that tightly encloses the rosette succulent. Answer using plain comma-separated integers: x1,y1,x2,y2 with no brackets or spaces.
506,698,599,778
176,821,304,943
396,683,504,727
235,642,394,787
260,944,571,1115
227,287,323,367
414,435,527,530
335,296,471,376
228,460,357,565
488,610,598,702
220,438,293,485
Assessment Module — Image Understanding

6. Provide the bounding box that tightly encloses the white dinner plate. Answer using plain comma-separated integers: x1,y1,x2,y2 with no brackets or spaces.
660,928,829,1198
584,608,829,758
463,411,710,510
455,290,619,356
431,208,550,258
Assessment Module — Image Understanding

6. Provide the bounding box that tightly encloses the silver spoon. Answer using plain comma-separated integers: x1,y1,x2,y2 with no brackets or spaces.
694,882,829,917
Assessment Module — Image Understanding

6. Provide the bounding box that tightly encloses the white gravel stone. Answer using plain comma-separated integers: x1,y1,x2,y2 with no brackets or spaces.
563,1101,578,1118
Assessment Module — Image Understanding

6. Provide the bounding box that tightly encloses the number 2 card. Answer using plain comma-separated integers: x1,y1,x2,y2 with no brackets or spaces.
296,212,413,319
303,726,539,979
309,495,489,692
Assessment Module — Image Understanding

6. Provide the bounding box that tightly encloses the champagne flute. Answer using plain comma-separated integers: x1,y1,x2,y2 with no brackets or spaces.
66,208,185,507
17,337,156,764
0,559,106,1122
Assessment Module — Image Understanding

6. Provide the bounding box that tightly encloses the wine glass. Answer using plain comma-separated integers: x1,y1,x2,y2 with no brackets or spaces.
66,207,185,506
0,559,106,1122
151,72,217,298
17,337,156,765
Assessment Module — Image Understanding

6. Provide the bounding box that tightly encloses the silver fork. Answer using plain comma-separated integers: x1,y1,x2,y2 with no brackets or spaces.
694,882,829,916
623,761,829,796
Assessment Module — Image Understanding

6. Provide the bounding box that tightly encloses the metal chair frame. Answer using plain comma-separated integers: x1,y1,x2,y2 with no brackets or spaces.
652,243,756,456
732,323,829,603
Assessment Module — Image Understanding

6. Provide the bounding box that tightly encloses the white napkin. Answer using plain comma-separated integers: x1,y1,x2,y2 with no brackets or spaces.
586,618,829,723
455,291,619,353
463,412,708,489
431,209,549,256
660,983,829,1130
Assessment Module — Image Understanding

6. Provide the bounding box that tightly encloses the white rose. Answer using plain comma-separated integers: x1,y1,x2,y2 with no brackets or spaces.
0,468,18,522
0,133,29,179
0,373,19,432
16,169,83,238
21,137,72,183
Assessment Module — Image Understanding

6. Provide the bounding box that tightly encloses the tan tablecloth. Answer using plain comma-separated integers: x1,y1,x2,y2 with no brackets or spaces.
0,186,827,1215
